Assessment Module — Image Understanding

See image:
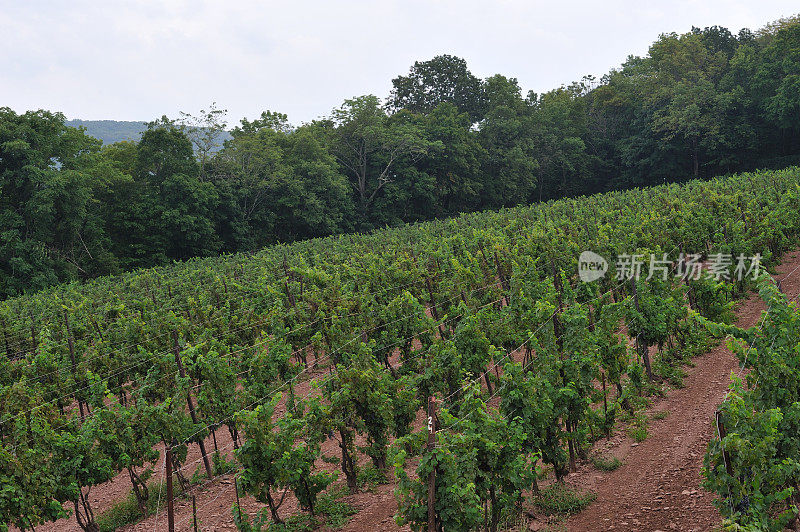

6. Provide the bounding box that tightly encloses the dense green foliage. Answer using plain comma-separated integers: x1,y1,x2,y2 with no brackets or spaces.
0,164,798,530
702,279,800,530
4,18,800,297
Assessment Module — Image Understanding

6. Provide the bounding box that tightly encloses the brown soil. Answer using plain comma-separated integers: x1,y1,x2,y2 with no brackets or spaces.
32,250,800,532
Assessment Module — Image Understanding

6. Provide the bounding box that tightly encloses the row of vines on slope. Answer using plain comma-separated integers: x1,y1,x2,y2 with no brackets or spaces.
702,275,800,531
0,168,799,531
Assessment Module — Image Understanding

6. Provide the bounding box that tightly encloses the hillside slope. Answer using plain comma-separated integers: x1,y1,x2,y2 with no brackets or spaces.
3,167,800,532
65,119,148,144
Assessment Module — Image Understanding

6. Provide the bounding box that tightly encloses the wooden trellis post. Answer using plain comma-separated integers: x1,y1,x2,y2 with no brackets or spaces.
166,447,175,532
427,396,438,532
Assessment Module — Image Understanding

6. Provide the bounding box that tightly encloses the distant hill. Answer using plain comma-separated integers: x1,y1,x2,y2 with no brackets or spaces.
66,119,233,149
66,119,147,144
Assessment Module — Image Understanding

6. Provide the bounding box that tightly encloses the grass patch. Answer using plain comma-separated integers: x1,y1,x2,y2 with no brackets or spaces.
531,484,596,516
357,465,388,491
652,410,669,420
653,358,686,388
627,423,649,442
262,512,314,532
97,492,145,532
316,487,358,528
236,484,357,531
590,454,622,471
97,472,197,532
628,426,649,442
628,395,652,411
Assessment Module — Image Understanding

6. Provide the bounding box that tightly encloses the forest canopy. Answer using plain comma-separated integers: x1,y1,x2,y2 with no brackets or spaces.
3,19,800,298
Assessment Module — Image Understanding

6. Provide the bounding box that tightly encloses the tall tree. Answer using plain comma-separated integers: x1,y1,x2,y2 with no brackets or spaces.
530,82,593,200
646,32,731,177
178,102,229,179
388,55,485,121
212,112,351,249
417,102,486,216
0,108,115,298
325,96,431,227
133,118,220,263
755,23,800,154
477,76,539,207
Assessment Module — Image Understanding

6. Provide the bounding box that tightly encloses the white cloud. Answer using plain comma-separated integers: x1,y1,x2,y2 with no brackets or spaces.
0,0,797,125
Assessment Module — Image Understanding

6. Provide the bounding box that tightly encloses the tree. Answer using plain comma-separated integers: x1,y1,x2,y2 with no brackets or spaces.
213,112,351,249
0,108,115,298
178,102,228,179
529,83,593,200
755,23,800,149
477,76,539,208
272,125,352,240
132,118,221,263
211,112,290,250
636,32,733,178
389,55,485,121
325,96,432,226
416,103,486,216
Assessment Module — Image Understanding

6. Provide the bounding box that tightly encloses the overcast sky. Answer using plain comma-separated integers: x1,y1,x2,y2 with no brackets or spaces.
1,1,798,126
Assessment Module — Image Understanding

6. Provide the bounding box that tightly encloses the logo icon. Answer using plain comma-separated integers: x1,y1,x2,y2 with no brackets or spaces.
578,251,608,282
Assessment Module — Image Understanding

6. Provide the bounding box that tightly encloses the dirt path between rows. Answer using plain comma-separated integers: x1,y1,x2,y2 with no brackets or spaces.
564,249,800,532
